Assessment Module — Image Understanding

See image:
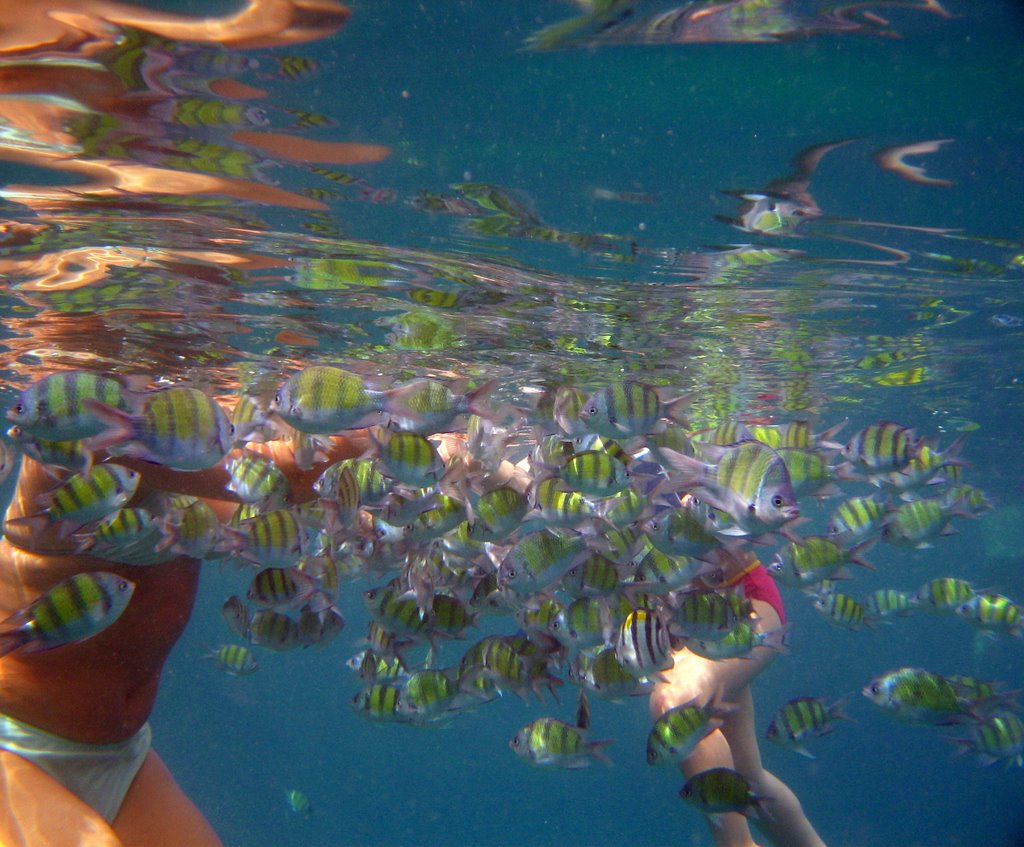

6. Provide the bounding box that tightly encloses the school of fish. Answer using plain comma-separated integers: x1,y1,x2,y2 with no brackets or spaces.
1,366,1020,822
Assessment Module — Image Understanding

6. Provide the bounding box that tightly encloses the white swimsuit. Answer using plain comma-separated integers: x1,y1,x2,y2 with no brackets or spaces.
0,712,151,823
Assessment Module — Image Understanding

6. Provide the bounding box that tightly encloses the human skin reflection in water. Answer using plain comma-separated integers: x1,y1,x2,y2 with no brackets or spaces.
0,0,353,54
0,0,390,235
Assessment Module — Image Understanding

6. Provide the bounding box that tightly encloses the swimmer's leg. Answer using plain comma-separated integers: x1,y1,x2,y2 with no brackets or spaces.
0,749,124,847
714,600,827,847
720,686,828,847
112,749,222,847
650,600,792,847
651,648,764,847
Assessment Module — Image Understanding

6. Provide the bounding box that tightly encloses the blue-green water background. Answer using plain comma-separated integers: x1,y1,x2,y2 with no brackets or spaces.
1,1,1023,844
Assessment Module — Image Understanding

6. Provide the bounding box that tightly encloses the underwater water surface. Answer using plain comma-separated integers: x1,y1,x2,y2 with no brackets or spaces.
0,1,1023,845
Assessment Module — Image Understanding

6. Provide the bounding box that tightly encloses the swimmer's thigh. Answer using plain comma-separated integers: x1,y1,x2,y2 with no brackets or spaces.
112,749,222,847
0,749,124,847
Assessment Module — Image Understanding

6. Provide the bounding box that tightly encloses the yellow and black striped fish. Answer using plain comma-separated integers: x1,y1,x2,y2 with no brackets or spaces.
0,572,135,657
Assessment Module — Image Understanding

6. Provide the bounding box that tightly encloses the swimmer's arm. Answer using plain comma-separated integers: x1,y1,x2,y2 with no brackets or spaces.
119,433,370,504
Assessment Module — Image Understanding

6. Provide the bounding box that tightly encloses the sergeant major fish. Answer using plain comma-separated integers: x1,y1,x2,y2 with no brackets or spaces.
863,667,972,725
510,691,613,768
765,695,854,758
647,697,733,766
273,366,388,434
206,643,259,676
6,371,140,443
0,572,135,658
679,767,768,825
383,377,499,434
577,380,690,439
660,440,801,539
5,464,141,540
84,387,234,471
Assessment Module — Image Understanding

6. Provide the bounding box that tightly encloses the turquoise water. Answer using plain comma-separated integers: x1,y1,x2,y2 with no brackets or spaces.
0,1,1022,845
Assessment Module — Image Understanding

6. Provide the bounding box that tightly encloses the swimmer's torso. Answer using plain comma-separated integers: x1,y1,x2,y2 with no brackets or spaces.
0,439,362,745
0,457,201,744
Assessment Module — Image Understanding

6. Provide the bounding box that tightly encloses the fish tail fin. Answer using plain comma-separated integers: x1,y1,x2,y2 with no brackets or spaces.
941,432,970,462
466,378,501,419
833,461,864,482
152,516,178,554
944,734,975,758
4,514,51,543
291,431,331,471
587,738,615,767
816,418,848,450
219,525,250,558
657,447,706,490
829,692,857,723
81,399,136,454
662,392,694,427
71,531,96,554
848,537,877,570
0,626,28,659
753,794,776,823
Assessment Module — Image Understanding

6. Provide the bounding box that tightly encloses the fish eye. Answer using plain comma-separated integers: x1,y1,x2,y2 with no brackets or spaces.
869,683,881,695
583,403,597,417
771,494,785,508
506,568,517,580
647,749,657,763
510,736,520,748
12,403,24,415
